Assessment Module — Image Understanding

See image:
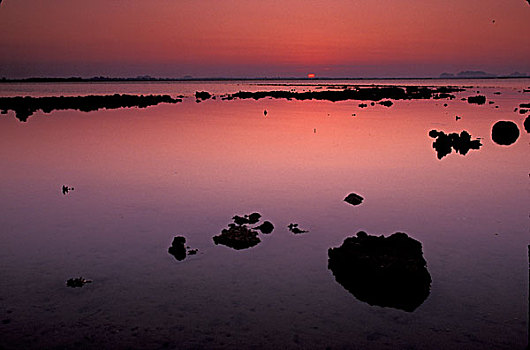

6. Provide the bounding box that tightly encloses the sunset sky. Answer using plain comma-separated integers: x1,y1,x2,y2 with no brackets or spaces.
1,0,529,78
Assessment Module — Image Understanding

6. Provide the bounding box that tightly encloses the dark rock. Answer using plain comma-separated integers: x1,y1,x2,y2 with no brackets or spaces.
520,109,528,115
328,231,431,312
247,213,262,225
264,110,268,116
378,100,393,107
232,215,249,226
62,185,74,195
213,225,261,250
66,277,92,288
195,91,212,101
429,129,482,159
521,103,530,108
344,193,364,206
254,221,274,234
0,94,182,122
187,249,198,255
524,116,530,133
288,223,308,234
467,95,486,105
491,121,520,146
168,236,187,261
358,103,368,108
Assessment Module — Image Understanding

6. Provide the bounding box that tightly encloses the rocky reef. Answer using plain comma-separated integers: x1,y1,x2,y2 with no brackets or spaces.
0,94,182,122
328,231,431,312
213,213,274,249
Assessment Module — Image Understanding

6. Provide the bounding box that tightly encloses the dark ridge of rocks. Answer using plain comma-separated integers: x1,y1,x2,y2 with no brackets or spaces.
168,236,187,261
288,223,308,234
520,109,528,115
467,95,486,105
61,185,74,195
328,231,431,312
491,121,520,146
429,129,482,159
254,221,274,234
344,193,364,206
213,224,261,250
378,100,393,107
195,91,212,101
221,86,463,103
66,277,92,288
524,116,530,133
0,94,182,122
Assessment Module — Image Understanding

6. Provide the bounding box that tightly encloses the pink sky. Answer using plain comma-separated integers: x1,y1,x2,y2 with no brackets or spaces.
0,0,529,78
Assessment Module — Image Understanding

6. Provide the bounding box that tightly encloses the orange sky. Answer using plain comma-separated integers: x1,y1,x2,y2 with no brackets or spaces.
0,0,529,78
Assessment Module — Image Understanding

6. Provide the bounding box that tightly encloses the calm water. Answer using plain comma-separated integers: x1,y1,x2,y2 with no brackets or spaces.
0,79,529,349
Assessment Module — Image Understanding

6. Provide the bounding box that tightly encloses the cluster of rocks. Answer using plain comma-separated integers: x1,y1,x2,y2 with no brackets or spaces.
213,213,274,250
429,129,482,159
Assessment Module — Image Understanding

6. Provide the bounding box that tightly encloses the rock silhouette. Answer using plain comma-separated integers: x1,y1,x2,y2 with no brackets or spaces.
168,236,187,261
467,95,486,105
254,221,274,234
61,185,74,195
524,116,530,133
491,121,520,145
213,224,261,250
344,193,364,206
288,223,308,234
0,94,182,122
66,277,92,288
195,91,212,102
428,129,482,159
328,231,431,312
221,86,463,103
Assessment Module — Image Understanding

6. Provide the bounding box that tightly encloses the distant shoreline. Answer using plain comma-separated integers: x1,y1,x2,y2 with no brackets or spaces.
1,76,529,83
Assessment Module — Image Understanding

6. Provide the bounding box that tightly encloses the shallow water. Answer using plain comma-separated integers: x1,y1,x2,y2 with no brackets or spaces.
0,79,529,349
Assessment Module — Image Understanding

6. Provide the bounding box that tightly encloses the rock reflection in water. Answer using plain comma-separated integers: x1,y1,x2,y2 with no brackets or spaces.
429,129,482,159
328,231,431,312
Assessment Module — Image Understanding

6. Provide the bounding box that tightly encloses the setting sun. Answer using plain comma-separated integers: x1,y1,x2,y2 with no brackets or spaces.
307,73,316,78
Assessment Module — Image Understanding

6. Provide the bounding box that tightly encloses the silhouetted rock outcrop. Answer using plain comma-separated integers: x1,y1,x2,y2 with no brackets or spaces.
288,223,308,234
213,224,261,250
328,231,431,312
429,129,482,159
0,94,182,122
467,95,486,105
491,121,520,146
221,86,463,103
378,100,393,107
195,91,212,101
66,277,92,288
62,185,74,195
254,221,274,234
524,116,530,133
168,236,187,261
344,193,364,206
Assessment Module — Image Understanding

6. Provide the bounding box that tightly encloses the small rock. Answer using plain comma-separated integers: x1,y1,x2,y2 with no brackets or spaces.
344,193,364,206
66,277,92,288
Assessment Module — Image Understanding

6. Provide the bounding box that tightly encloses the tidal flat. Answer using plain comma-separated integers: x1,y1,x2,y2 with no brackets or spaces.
0,79,529,349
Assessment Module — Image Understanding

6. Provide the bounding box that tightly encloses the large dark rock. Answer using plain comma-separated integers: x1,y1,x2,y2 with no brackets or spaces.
213,224,261,250
195,91,212,101
328,231,431,312
429,129,482,159
344,193,364,206
491,121,520,145
524,116,530,133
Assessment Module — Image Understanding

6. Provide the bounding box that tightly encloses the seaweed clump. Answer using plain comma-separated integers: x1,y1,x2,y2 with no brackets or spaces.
328,231,431,312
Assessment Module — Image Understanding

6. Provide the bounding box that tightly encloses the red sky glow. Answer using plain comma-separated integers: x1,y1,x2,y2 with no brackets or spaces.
0,0,529,78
